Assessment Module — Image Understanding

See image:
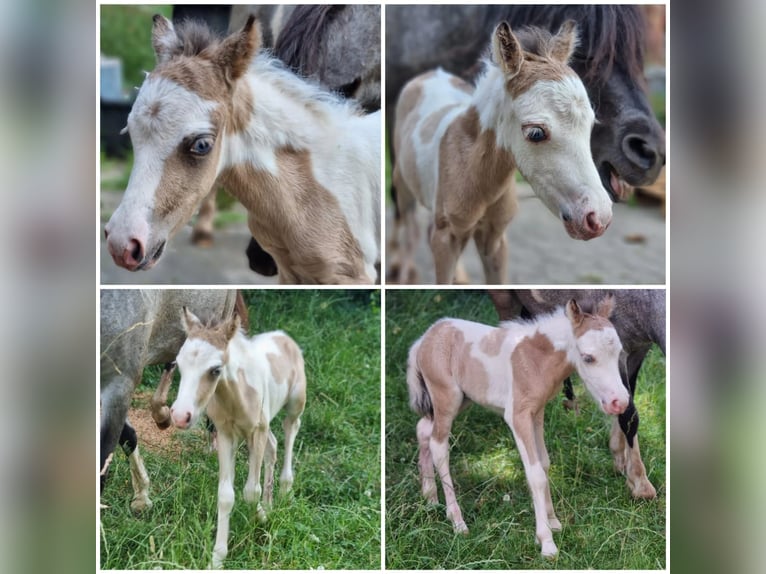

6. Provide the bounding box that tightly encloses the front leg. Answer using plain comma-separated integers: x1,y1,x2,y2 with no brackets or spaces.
505,408,558,558
211,432,236,569
473,191,516,284
245,429,269,523
430,220,470,285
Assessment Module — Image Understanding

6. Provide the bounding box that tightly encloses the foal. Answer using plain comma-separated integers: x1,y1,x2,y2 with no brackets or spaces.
171,308,306,568
392,21,612,284
105,15,380,283
407,296,628,557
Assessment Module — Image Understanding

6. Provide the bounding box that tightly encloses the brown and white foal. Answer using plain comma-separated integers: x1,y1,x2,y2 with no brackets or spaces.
392,21,612,284
407,296,628,557
171,308,306,568
105,15,380,283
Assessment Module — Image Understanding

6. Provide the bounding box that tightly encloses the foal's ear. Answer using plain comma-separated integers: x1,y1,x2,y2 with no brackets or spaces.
549,20,579,64
565,299,583,325
595,294,616,319
215,15,262,84
152,14,180,65
181,306,203,333
224,314,241,342
492,21,523,78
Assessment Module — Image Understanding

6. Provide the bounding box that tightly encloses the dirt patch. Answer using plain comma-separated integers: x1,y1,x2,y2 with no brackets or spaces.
129,389,191,457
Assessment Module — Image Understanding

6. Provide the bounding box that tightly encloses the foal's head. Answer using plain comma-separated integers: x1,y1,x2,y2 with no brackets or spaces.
105,15,260,271
489,21,612,240
171,307,241,429
564,295,628,415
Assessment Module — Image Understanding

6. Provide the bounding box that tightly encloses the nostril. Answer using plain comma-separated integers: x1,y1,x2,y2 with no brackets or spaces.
584,212,600,234
623,134,659,169
610,398,624,413
104,229,109,240
185,412,191,424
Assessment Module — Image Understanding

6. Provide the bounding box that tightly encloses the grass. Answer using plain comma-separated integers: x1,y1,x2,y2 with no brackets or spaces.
100,290,381,570
385,290,666,569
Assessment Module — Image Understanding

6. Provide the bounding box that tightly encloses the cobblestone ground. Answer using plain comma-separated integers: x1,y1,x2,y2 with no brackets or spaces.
386,182,666,285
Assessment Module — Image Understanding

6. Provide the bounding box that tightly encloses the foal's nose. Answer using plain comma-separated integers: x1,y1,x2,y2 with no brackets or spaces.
171,408,192,429
582,211,610,238
606,397,628,415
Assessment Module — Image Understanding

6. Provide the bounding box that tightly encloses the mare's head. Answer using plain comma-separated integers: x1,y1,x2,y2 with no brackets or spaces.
564,295,628,415
170,307,241,429
104,15,260,271
491,21,612,240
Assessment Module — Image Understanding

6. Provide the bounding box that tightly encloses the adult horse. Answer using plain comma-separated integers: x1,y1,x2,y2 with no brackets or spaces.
386,5,665,204
489,289,665,499
100,289,245,511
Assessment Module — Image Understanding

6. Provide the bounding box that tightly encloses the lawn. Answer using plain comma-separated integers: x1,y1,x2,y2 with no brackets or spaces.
100,290,381,570
385,289,666,569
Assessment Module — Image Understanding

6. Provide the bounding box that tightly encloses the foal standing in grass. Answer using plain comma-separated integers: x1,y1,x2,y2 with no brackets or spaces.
391,21,612,284
406,296,628,557
170,308,306,568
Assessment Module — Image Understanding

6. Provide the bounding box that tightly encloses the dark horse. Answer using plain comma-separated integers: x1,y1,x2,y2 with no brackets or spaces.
386,5,665,205
243,5,381,277
489,289,665,499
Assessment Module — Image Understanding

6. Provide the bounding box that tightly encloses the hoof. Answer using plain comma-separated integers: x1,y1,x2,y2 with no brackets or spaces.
549,517,562,532
256,505,268,524
190,230,214,247
629,478,657,499
453,521,469,535
541,541,558,558
130,496,152,514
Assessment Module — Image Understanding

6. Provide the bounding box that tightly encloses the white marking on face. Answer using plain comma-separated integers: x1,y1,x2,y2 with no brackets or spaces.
106,75,220,254
172,338,224,428
574,327,628,413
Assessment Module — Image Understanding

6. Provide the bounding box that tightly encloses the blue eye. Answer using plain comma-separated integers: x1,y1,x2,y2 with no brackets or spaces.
209,366,221,378
190,137,214,155
525,126,548,143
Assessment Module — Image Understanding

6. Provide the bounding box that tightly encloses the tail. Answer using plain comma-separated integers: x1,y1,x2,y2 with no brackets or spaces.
406,338,433,418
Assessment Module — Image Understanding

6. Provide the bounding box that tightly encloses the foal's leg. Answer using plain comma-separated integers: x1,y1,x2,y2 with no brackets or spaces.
263,430,277,509
473,192,516,284
280,410,303,494
211,432,236,569
416,417,438,503
532,409,561,531
389,169,420,284
430,223,470,285
427,383,467,532
245,429,268,523
506,408,558,557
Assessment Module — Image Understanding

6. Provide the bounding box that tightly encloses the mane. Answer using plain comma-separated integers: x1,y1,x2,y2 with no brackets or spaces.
500,306,565,330
251,53,363,117
162,18,222,60
490,5,647,86
273,5,345,76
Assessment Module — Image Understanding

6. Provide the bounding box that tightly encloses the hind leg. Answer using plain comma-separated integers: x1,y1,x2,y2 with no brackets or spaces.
263,430,277,509
120,421,152,513
389,167,421,284
416,417,438,504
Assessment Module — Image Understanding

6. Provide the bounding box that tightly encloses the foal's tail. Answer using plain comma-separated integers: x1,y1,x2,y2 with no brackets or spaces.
406,337,433,418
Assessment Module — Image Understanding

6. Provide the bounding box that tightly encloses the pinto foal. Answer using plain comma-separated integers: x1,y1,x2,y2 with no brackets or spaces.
391,21,612,284
105,15,380,283
170,308,306,568
407,296,628,557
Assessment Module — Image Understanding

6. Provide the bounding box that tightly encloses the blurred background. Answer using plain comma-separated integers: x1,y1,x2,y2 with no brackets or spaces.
2,1,766,573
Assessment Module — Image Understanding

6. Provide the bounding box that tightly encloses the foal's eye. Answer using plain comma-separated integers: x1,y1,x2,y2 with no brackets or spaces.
582,355,595,364
524,125,548,143
190,136,214,156
209,366,221,378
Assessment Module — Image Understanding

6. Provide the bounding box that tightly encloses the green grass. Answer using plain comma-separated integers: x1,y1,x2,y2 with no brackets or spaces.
101,5,173,90
385,290,666,569
100,290,381,569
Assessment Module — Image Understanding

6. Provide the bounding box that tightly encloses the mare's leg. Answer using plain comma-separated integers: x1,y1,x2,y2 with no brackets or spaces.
263,430,277,509
505,408,558,558
614,348,657,499
211,432,236,569
191,188,216,246
473,191,517,284
245,429,268,523
430,222,470,285
416,417,438,503
119,421,152,513
427,379,466,532
100,375,134,491
532,410,560,531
